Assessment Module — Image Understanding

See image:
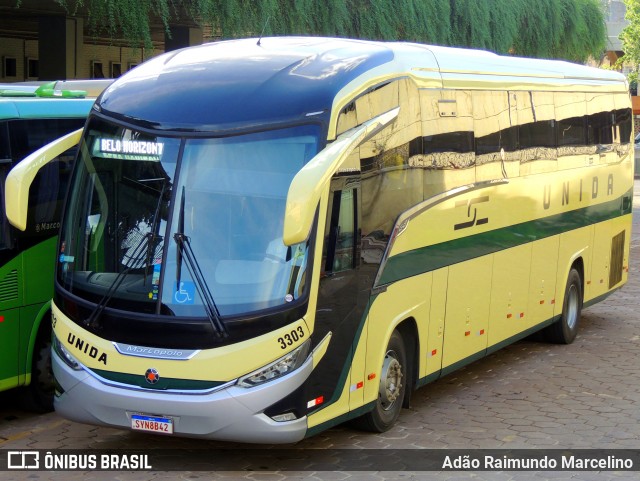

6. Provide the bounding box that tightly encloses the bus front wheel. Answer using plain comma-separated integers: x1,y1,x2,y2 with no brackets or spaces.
353,329,406,432
23,330,54,412
545,268,582,344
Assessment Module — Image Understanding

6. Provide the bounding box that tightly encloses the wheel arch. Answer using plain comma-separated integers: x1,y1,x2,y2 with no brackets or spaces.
25,301,52,383
394,316,419,409
571,257,585,295
557,251,585,309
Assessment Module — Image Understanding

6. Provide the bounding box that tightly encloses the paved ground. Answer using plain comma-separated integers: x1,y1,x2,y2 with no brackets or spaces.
2,182,640,480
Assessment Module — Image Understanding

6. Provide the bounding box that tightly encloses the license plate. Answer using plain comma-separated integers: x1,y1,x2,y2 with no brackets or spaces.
131,414,173,434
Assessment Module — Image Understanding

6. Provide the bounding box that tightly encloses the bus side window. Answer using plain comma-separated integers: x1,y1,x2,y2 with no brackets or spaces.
0,161,15,250
8,119,83,237
323,188,356,275
0,121,10,163
586,93,614,146
25,149,76,237
8,118,85,163
0,122,14,249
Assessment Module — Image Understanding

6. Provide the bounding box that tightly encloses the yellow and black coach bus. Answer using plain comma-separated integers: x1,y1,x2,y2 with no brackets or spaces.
6,37,632,442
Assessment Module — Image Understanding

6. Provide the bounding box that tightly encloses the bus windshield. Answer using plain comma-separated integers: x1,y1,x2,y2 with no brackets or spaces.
58,118,320,318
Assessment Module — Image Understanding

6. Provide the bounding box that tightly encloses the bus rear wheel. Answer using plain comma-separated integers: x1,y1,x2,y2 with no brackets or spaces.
353,329,406,432
545,267,582,344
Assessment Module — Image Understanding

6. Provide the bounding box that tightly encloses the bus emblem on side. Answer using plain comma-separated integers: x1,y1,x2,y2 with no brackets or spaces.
454,196,489,230
145,368,160,384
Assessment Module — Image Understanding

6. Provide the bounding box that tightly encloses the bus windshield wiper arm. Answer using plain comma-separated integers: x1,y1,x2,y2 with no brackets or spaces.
85,234,151,329
174,187,228,339
144,178,166,278
85,178,167,330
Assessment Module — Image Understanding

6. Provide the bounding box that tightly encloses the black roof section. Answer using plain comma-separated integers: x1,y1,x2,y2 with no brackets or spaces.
97,37,395,134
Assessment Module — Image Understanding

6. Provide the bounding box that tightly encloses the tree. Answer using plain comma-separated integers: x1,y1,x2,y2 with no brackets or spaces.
620,0,640,81
38,0,605,63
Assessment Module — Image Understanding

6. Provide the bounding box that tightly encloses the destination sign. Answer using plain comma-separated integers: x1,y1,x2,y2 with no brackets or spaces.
99,139,164,156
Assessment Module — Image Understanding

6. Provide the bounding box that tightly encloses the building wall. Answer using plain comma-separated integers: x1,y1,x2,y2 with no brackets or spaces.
0,38,39,82
79,44,161,79
0,36,162,82
605,0,627,52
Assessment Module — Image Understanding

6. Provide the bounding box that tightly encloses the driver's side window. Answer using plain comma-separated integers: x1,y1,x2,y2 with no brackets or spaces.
322,187,357,275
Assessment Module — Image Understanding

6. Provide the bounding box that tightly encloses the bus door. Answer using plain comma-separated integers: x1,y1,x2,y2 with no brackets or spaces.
0,126,21,388
306,173,369,414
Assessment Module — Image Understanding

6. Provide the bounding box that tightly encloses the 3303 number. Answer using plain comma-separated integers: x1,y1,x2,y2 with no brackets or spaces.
278,326,305,349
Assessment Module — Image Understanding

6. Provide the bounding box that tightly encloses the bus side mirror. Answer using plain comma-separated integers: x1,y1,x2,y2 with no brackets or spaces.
283,107,399,246
5,128,83,231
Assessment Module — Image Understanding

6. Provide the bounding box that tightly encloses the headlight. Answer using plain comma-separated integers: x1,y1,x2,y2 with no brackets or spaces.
238,339,311,388
52,334,83,371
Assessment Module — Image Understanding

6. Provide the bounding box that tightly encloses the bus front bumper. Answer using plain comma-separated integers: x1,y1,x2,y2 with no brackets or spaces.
52,349,311,444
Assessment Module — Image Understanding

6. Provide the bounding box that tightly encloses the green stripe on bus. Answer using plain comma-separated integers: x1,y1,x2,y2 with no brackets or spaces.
0,375,21,391
90,368,225,391
440,350,487,378
485,317,558,356
378,190,632,286
418,318,557,386
305,400,376,438
415,371,440,389
415,303,606,391
583,288,619,309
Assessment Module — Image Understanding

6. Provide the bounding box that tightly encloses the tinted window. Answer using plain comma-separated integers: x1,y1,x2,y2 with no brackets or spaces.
558,116,586,146
517,92,557,150
519,119,557,149
8,118,85,163
0,162,13,249
616,108,632,143
588,111,614,145
25,150,76,238
323,188,356,274
425,131,474,154
473,91,517,155
0,121,10,161
422,91,475,168
555,92,587,149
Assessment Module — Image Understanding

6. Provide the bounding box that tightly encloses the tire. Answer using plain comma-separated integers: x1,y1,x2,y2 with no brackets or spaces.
352,330,407,432
21,332,54,413
545,268,582,344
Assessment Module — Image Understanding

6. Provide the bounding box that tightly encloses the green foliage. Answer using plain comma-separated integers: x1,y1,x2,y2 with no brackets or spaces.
485,0,523,53
53,0,172,48
564,0,606,62
621,0,640,71
43,0,606,63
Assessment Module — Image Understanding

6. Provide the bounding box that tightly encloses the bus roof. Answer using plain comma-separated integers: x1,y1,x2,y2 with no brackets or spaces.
0,79,112,121
0,97,97,121
96,37,628,134
0,79,113,98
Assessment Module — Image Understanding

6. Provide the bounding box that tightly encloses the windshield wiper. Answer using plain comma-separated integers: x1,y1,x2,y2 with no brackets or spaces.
174,186,228,339
85,177,167,329
84,233,151,329
144,178,167,278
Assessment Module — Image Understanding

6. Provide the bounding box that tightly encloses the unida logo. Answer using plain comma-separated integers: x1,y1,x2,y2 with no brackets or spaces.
144,368,160,385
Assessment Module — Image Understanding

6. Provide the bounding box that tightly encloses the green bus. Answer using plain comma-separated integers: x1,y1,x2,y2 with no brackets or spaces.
0,81,109,411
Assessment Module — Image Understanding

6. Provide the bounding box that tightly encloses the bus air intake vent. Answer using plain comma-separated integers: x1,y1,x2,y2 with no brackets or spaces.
609,230,625,289
0,269,19,302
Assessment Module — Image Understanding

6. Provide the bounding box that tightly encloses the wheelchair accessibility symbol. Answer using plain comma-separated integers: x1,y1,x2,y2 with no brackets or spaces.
174,281,195,304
